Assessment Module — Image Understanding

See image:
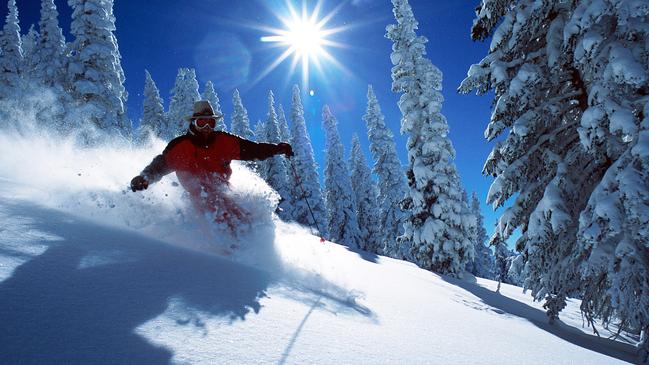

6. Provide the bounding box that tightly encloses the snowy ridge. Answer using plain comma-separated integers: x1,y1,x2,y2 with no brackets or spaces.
0,133,638,364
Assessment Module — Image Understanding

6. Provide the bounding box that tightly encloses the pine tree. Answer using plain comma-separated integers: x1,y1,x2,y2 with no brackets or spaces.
349,135,382,253
569,2,649,347
468,192,495,279
288,85,327,236
166,68,200,139
21,25,38,77
387,0,474,276
27,0,69,135
202,81,226,131
36,0,66,87
262,91,292,219
231,89,254,140
323,105,362,248
363,85,407,257
230,88,257,171
254,120,266,142
165,68,187,139
138,70,165,142
460,0,648,336
461,190,477,271
67,0,130,141
277,104,291,142
494,241,512,293
0,0,23,99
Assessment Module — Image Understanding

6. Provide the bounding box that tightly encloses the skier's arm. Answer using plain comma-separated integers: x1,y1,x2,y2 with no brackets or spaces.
140,135,188,182
131,137,184,192
237,138,293,161
130,154,172,192
141,154,173,183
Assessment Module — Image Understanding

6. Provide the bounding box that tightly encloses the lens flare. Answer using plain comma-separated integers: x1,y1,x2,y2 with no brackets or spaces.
256,0,350,87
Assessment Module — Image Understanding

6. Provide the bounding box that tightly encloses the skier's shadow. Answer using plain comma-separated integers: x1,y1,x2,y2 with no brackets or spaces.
442,276,638,363
0,202,273,364
345,246,380,264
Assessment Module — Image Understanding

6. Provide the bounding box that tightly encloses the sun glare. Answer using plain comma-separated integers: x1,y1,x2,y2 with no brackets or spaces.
256,0,349,87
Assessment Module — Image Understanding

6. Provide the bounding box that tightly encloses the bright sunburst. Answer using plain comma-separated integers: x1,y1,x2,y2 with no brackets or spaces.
256,0,348,87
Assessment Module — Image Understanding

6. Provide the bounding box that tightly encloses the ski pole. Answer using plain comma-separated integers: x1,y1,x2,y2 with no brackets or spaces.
288,158,326,243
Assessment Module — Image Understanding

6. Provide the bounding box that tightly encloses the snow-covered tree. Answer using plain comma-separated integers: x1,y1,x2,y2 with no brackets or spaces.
230,88,257,171
508,253,525,287
138,70,165,142
21,25,38,77
363,85,407,257
349,134,382,253
254,120,266,142
67,0,130,140
0,0,23,99
495,241,512,293
467,192,495,279
277,104,291,142
165,68,188,139
287,85,327,235
166,68,200,139
460,0,648,337
322,105,362,248
35,0,66,87
387,0,474,276
202,81,226,131
231,89,254,140
261,91,292,219
21,0,69,135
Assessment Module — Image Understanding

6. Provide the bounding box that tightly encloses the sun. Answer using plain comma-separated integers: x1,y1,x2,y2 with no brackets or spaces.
256,0,349,87
270,16,325,57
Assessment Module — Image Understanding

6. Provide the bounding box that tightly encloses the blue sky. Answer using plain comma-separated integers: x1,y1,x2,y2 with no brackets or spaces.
7,0,514,245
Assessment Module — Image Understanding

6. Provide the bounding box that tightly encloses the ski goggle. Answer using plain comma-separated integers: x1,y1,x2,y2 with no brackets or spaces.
193,117,217,130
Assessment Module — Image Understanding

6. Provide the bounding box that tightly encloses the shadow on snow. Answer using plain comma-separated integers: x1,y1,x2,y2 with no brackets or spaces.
442,276,638,364
0,201,370,364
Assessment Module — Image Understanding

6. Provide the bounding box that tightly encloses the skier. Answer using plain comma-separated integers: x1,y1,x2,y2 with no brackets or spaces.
130,100,293,230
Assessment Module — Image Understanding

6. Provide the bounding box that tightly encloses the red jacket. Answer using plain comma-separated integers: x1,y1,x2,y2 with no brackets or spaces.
141,130,283,203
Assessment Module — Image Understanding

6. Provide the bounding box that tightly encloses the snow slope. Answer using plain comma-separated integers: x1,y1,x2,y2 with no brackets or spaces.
0,134,640,364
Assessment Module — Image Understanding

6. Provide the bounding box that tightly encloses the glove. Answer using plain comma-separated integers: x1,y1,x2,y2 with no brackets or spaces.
130,175,149,192
277,142,294,158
